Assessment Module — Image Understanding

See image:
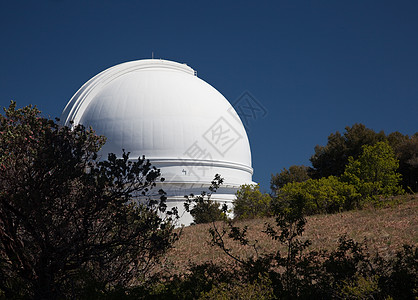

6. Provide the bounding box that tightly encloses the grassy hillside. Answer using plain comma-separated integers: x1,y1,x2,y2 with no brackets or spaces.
162,194,418,275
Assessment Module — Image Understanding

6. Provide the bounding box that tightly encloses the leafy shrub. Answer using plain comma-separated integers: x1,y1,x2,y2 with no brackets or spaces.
275,176,360,215
199,274,275,300
190,200,227,224
185,175,227,224
234,184,272,219
338,275,380,299
131,262,235,300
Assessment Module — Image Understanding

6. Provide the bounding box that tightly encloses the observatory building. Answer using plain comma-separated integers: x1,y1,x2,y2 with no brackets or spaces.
61,59,253,225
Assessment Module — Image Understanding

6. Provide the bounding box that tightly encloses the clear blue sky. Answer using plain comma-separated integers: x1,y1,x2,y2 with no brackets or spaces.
1,1,417,192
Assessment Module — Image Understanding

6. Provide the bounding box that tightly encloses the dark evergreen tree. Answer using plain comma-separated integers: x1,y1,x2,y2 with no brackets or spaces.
0,102,178,299
309,123,386,179
270,165,310,194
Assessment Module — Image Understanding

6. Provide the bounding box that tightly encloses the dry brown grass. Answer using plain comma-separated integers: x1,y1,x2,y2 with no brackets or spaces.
161,194,418,275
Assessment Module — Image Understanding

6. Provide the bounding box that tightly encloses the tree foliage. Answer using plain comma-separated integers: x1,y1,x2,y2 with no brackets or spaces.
0,102,178,299
309,123,418,192
275,142,403,215
270,165,309,195
341,141,404,200
233,184,272,219
391,132,418,192
309,123,386,179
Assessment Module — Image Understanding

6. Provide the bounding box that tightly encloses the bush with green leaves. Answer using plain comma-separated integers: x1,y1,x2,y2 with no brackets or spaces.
233,184,272,219
275,176,360,215
184,175,227,224
189,199,227,224
199,273,275,300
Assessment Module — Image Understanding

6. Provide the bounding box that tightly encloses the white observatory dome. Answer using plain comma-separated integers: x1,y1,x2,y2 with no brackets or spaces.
62,59,253,225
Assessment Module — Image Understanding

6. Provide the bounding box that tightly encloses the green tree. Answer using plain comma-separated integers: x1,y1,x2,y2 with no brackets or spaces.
341,141,404,200
0,102,177,299
234,184,272,219
270,165,309,195
309,124,386,179
309,124,417,192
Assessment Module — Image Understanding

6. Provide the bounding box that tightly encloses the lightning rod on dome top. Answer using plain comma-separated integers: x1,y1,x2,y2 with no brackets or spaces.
152,51,154,59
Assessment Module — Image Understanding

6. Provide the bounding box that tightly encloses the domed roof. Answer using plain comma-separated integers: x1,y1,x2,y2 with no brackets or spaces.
62,59,252,184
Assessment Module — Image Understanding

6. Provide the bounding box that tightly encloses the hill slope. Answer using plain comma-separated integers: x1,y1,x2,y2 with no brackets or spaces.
163,194,417,274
